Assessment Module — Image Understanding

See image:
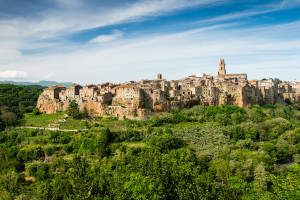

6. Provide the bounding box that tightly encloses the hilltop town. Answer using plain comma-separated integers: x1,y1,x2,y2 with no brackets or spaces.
37,59,300,118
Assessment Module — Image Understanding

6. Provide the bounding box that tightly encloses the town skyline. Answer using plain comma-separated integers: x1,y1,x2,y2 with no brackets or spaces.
0,58,298,86
37,59,300,119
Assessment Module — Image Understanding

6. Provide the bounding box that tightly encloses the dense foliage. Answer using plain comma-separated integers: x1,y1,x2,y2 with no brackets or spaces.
0,84,44,129
0,85,299,199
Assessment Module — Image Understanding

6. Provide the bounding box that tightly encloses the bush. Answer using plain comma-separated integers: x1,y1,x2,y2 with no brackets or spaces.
25,106,34,113
63,143,73,153
284,98,292,105
231,112,245,124
32,108,41,115
44,146,55,156
27,129,39,137
147,133,180,152
29,163,52,181
215,113,229,125
60,135,71,144
17,144,44,162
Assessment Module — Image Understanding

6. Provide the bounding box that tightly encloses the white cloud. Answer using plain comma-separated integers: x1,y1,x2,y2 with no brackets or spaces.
0,0,223,41
7,20,299,84
0,0,225,68
45,73,54,78
0,70,28,79
90,30,123,43
0,0,300,83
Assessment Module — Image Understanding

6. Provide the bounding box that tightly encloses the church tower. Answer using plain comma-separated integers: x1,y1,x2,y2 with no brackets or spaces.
157,73,162,80
218,59,226,75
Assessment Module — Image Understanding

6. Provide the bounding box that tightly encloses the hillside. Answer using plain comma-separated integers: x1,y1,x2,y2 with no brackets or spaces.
0,80,76,88
0,98,300,199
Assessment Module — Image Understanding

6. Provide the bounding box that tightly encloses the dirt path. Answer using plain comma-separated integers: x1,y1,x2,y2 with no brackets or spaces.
273,161,297,172
278,161,297,170
18,126,88,132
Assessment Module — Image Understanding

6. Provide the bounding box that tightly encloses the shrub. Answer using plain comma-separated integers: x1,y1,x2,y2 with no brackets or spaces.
44,145,55,156
32,108,41,115
29,163,52,181
147,134,179,152
215,113,229,125
27,129,39,137
17,144,44,162
63,144,73,153
60,135,71,144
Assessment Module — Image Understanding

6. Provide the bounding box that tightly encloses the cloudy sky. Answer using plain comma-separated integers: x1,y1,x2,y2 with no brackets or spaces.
0,0,300,84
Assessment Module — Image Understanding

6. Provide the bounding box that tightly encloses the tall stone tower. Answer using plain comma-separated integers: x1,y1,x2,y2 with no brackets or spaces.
218,59,226,75
157,73,162,80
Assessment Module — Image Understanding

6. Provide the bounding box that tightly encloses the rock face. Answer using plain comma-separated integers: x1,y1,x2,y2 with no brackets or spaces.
37,94,65,114
35,82,279,118
81,100,107,116
36,84,154,118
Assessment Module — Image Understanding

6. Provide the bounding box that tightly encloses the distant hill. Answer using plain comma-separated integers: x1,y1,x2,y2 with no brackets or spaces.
0,80,76,88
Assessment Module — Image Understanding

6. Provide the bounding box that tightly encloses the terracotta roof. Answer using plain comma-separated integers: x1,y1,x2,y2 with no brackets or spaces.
116,86,125,88
70,84,81,87
45,85,66,90
45,87,55,90
225,73,247,76
86,84,96,87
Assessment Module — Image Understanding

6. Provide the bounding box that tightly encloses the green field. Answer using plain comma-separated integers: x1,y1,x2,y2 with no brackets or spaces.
23,112,65,127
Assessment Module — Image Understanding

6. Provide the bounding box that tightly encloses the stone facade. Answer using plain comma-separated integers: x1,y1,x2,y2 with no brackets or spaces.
37,59,300,118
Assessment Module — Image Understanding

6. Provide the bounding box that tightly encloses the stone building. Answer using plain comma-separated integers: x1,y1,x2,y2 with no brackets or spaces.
37,59,299,118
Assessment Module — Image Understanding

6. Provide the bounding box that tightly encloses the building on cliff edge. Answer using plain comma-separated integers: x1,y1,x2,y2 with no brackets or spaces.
37,59,300,118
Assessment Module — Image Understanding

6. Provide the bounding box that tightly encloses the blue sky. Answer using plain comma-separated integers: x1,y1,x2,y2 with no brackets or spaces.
0,0,299,84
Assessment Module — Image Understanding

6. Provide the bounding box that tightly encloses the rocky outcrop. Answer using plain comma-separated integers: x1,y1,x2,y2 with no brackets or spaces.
37,94,66,114
80,100,107,116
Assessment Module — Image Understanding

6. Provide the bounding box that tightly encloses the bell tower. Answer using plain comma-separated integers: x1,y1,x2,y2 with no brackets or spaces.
218,59,226,75
157,73,162,80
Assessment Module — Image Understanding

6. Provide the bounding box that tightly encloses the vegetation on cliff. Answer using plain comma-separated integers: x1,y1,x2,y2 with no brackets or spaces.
0,84,44,130
0,84,299,199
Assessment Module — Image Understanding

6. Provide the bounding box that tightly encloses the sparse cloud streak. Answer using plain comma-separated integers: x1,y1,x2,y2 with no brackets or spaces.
90,30,123,43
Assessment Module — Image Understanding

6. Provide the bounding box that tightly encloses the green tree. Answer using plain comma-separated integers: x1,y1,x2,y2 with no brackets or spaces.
69,155,92,199
273,78,282,83
215,113,229,125
248,109,263,123
82,106,89,119
67,100,80,118
124,173,162,200
269,164,300,199
231,112,244,124
96,128,112,157
1,112,18,126
284,98,292,105
254,162,267,191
